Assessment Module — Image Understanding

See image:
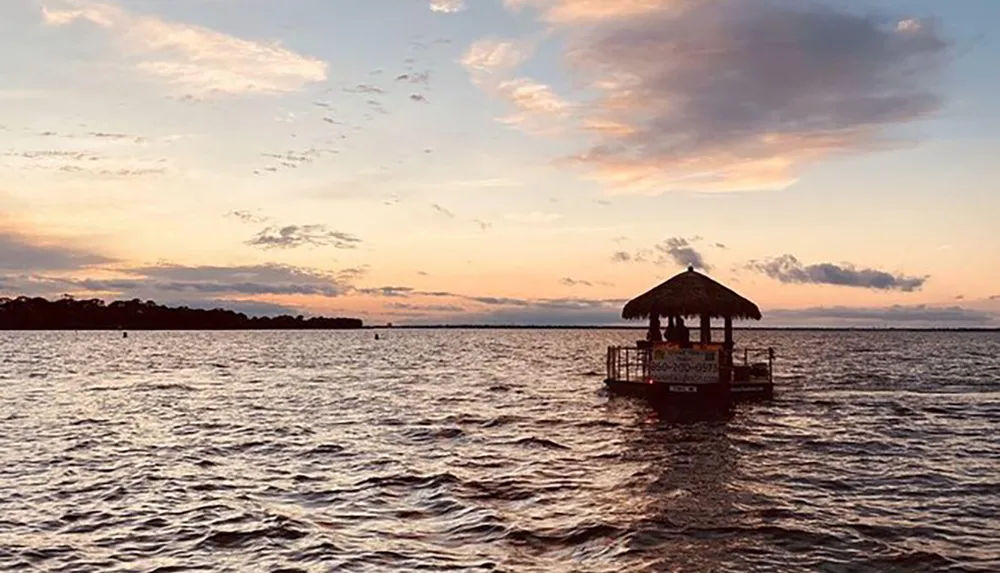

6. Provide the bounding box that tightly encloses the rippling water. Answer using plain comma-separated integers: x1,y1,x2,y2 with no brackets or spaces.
1,329,999,572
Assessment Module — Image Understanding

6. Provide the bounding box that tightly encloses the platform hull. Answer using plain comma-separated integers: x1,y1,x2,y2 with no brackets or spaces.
604,379,772,403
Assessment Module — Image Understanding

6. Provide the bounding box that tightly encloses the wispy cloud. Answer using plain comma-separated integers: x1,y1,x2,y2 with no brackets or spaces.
354,283,628,324
355,286,416,297
2,148,169,178
767,305,997,326
461,37,570,134
431,203,456,218
430,0,466,13
226,210,270,224
42,0,328,97
560,277,614,288
611,250,632,263
654,237,710,270
0,230,114,272
0,262,364,302
746,255,928,292
611,236,711,269
503,0,674,23
246,225,361,250
460,38,531,81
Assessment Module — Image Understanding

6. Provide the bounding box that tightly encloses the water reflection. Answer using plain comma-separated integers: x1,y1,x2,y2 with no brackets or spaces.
612,406,741,571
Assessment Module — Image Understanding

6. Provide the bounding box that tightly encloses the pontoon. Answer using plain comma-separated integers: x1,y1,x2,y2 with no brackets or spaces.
604,266,775,405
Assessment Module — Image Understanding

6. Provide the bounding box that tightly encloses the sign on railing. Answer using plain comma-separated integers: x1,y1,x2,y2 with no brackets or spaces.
649,344,719,384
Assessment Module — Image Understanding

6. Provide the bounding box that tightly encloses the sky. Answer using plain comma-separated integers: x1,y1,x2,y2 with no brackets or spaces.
0,0,998,327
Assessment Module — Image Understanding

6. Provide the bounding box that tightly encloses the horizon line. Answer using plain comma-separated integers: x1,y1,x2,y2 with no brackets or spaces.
367,325,1000,332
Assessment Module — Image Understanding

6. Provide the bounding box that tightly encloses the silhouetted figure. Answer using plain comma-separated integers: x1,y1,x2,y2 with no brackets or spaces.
375,333,380,340
123,331,128,338
665,316,677,343
646,315,663,342
676,317,691,348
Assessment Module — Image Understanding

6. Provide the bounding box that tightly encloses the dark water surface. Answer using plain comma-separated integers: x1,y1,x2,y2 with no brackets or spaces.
1,329,998,572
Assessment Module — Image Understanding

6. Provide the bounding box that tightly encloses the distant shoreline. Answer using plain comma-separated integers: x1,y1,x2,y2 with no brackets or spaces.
0,326,995,333
0,296,363,330
364,325,1000,332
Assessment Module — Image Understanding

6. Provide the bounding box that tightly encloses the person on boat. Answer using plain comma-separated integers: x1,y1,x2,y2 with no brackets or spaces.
664,316,677,344
646,314,663,342
676,317,691,348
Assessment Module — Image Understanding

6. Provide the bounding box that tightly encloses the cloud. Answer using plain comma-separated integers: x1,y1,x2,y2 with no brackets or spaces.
494,78,572,133
344,83,384,94
395,71,432,85
400,295,627,325
365,287,627,324
386,302,467,313
42,0,327,97
766,305,998,327
504,0,674,23
747,254,928,292
611,236,711,269
3,263,358,300
431,204,456,218
654,237,710,270
226,210,269,224
500,0,949,192
0,230,115,271
355,286,416,298
246,225,361,250
611,250,632,263
369,284,996,326
461,38,531,81
352,279,625,320
560,277,614,288
430,0,465,13
460,38,569,134
2,148,169,178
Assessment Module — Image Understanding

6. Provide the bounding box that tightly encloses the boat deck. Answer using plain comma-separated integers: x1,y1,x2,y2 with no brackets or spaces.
605,344,775,402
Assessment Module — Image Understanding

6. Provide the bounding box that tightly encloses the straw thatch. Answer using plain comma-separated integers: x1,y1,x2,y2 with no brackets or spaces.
621,266,762,321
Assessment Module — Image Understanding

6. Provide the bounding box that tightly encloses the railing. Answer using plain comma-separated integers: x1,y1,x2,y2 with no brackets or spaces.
606,344,775,384
735,347,774,383
606,345,650,383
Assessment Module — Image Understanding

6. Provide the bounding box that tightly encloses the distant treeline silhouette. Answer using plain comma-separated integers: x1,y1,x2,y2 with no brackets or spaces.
0,296,363,330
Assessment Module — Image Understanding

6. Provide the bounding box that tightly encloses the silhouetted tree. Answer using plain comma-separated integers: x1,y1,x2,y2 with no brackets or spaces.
0,297,363,330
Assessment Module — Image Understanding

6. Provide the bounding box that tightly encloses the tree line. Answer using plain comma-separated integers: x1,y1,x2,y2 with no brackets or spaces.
0,296,363,330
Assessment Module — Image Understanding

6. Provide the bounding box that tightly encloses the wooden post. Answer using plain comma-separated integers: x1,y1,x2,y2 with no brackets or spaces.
723,316,734,383
606,347,612,380
700,314,711,344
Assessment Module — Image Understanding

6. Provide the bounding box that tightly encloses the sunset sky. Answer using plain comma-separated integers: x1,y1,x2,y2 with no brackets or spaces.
1,0,998,327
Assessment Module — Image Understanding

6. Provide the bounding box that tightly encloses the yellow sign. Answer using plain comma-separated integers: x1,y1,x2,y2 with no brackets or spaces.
649,344,719,384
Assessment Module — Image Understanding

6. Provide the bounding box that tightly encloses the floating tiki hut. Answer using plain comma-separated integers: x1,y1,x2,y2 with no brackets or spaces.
605,265,775,404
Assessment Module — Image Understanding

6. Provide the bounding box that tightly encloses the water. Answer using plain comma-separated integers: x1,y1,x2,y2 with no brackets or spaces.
1,329,998,572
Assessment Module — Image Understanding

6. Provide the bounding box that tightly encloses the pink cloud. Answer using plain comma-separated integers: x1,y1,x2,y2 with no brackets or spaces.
501,0,949,192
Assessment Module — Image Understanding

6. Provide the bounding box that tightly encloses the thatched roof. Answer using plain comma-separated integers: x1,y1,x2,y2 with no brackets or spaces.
621,266,762,321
